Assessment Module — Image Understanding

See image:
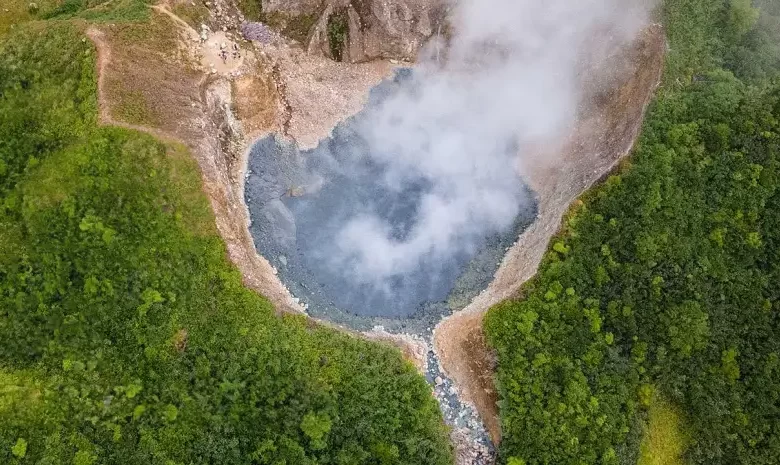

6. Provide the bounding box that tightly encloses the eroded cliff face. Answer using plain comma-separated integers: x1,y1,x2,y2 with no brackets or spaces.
265,0,445,62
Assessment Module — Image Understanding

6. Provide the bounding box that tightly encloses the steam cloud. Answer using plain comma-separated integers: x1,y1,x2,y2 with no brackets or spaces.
316,0,653,290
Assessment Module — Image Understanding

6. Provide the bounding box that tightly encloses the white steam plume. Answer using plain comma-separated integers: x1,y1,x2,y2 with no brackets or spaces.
328,0,653,284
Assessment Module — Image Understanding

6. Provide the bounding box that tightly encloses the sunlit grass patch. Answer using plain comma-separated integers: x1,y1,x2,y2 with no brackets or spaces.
638,394,689,465
42,0,151,22
171,1,210,28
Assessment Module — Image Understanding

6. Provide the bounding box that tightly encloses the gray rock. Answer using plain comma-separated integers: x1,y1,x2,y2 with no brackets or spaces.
262,0,325,15
306,3,334,57
261,199,297,250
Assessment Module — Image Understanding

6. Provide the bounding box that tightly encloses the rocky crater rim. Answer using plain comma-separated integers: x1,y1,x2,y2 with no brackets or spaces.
243,89,540,329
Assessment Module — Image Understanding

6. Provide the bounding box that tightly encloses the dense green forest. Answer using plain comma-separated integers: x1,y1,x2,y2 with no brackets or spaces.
0,7,452,465
486,0,780,464
5,0,780,463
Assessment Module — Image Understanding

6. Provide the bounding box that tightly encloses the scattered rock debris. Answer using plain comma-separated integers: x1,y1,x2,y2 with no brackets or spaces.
200,29,244,75
363,327,496,463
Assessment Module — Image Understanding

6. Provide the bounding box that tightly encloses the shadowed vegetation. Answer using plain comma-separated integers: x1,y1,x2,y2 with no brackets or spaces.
327,9,350,62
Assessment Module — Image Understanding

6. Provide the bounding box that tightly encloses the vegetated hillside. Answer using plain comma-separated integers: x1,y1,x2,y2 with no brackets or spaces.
0,12,452,465
485,1,780,465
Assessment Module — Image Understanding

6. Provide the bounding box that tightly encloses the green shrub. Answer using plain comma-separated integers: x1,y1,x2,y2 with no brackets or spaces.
327,10,349,61
237,0,263,22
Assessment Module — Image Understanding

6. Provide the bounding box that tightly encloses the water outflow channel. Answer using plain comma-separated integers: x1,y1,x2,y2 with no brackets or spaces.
245,69,538,461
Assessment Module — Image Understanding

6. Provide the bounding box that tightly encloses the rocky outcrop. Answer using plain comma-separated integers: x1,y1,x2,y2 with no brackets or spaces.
277,0,445,62
306,3,337,56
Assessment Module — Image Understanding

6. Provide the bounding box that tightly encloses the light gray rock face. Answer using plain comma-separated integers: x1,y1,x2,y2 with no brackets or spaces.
343,0,444,62
269,0,446,62
261,0,325,15
306,3,335,56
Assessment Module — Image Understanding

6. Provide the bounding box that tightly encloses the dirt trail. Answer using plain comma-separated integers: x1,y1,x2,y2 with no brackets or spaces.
85,2,397,319
154,4,246,75
151,3,198,34
433,25,667,446
86,8,307,316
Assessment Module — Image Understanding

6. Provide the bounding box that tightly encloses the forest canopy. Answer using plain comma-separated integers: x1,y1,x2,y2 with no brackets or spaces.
486,0,780,464
4,0,780,464
0,12,452,465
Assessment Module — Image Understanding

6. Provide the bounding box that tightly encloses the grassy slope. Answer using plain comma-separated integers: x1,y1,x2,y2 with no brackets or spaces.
42,0,153,22
485,1,780,464
0,9,452,465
